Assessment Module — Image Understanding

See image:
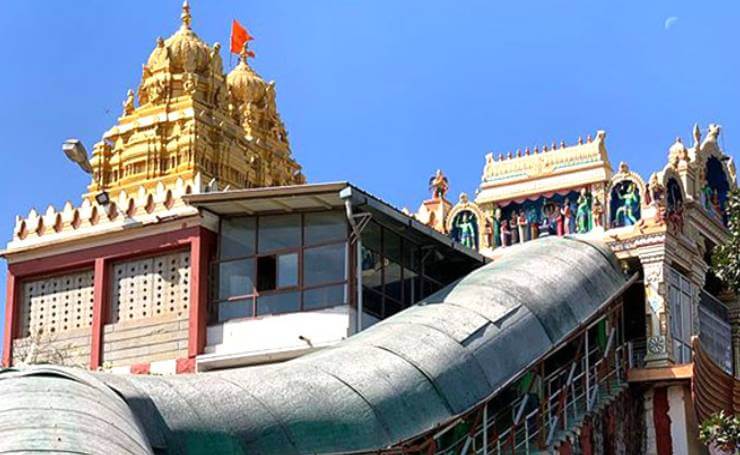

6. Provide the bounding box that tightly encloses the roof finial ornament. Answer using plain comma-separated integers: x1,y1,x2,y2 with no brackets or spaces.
693,123,701,149
239,41,256,64
577,136,583,145
181,0,192,30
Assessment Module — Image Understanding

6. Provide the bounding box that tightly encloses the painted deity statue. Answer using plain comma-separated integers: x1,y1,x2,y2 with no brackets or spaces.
455,213,477,250
500,217,511,247
428,169,449,200
701,183,713,211
575,188,592,234
509,216,519,244
592,196,603,228
123,89,135,115
561,200,572,235
517,211,528,242
555,203,565,236
526,206,539,240
492,207,502,247
711,190,722,216
615,182,639,226
539,206,551,237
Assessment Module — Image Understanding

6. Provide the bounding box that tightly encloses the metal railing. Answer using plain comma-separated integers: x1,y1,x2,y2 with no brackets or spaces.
432,332,630,454
698,290,733,374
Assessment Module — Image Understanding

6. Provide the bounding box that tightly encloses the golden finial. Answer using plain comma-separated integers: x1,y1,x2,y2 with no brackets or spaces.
181,1,192,30
239,41,256,64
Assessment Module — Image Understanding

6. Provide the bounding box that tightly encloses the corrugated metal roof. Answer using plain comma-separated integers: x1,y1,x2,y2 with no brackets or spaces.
0,237,628,455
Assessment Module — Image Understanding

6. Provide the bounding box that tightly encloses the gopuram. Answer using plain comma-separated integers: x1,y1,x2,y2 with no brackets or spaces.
416,125,737,371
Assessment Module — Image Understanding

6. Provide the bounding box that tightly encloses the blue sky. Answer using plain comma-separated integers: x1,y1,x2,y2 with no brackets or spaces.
1,1,738,356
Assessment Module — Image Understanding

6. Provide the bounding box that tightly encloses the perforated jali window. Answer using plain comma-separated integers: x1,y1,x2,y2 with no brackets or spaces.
111,251,191,323
20,270,95,337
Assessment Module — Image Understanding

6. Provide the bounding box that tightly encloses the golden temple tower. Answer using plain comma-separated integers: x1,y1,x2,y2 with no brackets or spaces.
85,1,304,202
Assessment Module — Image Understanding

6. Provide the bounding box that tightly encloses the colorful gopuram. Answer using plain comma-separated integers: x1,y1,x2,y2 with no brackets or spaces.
419,124,737,370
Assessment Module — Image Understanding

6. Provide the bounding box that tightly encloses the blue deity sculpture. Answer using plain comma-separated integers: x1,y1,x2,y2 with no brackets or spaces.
614,182,640,227
454,212,478,250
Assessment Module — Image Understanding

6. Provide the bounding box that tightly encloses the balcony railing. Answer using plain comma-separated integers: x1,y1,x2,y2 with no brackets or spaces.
698,290,733,374
431,330,630,454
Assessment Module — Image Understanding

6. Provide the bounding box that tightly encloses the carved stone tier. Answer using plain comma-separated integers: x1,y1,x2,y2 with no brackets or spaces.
85,2,304,204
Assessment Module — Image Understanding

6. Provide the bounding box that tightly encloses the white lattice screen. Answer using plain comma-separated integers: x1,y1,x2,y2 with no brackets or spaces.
20,270,95,337
111,251,191,323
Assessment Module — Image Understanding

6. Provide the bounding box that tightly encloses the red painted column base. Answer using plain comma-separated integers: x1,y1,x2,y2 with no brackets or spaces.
176,357,196,374
2,272,18,368
130,363,151,375
653,386,673,455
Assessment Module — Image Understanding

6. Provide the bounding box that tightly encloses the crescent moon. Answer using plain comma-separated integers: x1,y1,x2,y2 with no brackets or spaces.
664,16,679,30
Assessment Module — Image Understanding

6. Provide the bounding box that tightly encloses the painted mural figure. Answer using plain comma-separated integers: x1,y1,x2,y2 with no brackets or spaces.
615,182,639,226
575,189,592,234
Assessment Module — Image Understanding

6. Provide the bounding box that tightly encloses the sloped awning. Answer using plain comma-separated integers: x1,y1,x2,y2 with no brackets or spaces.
692,336,740,423
0,237,630,454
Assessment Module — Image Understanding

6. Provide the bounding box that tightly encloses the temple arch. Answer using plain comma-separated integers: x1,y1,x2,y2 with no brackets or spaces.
607,162,645,228
446,194,488,250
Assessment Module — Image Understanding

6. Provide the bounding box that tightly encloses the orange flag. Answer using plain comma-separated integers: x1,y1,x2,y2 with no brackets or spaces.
230,20,253,54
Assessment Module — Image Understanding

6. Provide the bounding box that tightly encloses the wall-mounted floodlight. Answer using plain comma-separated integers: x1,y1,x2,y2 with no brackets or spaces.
62,139,93,174
95,191,111,206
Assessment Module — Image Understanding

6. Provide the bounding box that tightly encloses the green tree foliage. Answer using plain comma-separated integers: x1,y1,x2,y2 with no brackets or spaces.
698,411,739,452
711,188,740,293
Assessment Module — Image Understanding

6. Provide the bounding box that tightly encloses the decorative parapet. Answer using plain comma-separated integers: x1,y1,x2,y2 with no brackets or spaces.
476,131,613,206
7,175,206,252
481,131,609,184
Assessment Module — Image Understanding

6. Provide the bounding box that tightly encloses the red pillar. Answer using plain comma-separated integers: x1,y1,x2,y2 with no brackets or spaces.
90,258,109,370
2,271,18,367
188,228,215,359
653,387,673,455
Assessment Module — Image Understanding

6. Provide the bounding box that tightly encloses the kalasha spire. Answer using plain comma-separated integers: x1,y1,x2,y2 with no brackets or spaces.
180,0,192,30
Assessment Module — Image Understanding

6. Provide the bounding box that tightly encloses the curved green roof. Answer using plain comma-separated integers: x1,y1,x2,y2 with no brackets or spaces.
0,237,628,454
